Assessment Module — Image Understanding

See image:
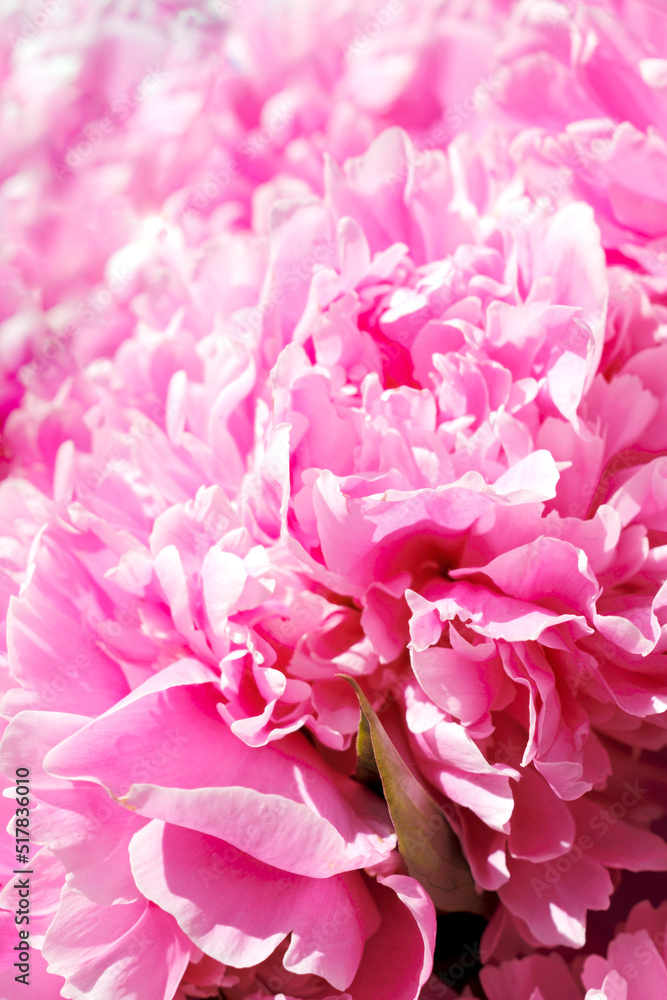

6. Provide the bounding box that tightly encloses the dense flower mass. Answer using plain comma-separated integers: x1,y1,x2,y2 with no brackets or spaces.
1,1,667,998
480,899,667,999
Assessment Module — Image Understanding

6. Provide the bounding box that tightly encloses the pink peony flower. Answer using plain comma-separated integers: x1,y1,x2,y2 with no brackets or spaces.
1,1,667,997
0,661,435,999
237,126,667,947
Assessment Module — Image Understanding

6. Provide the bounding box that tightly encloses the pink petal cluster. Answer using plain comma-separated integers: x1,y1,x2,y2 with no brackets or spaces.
0,1,667,999
480,899,667,1000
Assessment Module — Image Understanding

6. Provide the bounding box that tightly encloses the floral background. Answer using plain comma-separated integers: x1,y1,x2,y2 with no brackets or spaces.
1,1,667,998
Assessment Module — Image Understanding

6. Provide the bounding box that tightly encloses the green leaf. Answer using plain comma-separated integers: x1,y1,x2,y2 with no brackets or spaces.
354,693,382,787
343,675,491,915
